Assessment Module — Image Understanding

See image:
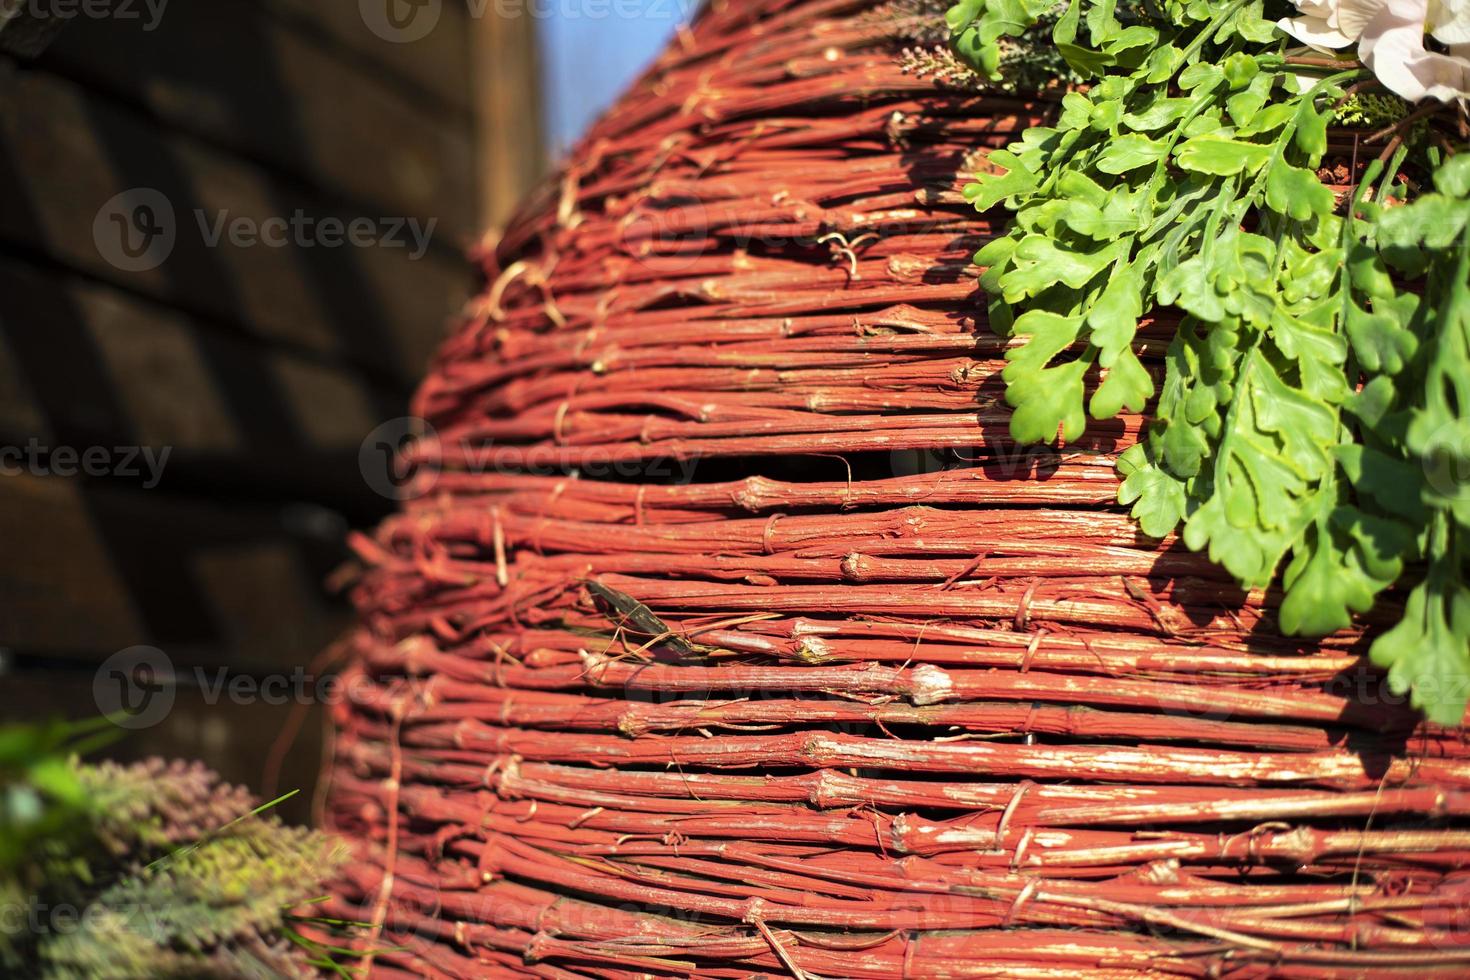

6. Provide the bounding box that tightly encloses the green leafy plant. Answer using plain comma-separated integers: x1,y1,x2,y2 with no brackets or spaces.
947,0,1470,721
0,722,351,978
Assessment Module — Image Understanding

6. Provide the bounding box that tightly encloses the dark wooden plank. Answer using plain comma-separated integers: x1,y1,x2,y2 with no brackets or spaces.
0,476,148,656
0,66,469,385
38,0,476,240
0,258,412,509
261,0,474,115
0,474,356,668
0,314,49,440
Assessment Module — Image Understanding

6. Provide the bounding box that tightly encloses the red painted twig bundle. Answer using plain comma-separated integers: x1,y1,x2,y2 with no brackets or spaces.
326,0,1470,975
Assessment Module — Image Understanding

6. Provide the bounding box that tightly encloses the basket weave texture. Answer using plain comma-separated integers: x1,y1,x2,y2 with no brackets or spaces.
327,1,1470,975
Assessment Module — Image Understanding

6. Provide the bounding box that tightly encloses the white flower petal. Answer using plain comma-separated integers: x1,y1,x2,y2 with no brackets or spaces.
1407,49,1470,100
1361,0,1470,101
1333,0,1389,40
1286,0,1470,103
1295,0,1338,16
1430,0,1470,44
1277,14,1357,50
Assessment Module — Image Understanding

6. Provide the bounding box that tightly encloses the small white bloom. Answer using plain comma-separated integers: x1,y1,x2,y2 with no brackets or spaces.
1280,0,1470,101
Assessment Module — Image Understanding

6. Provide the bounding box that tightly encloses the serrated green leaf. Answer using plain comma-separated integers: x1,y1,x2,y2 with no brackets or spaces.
1178,61,1222,90
1434,153,1470,196
1225,71,1273,127
1117,443,1188,536
1090,346,1153,418
1278,523,1379,636
1237,101,1298,137
1122,96,1193,131
1004,310,1082,376
1182,472,1296,586
1332,505,1413,582
1336,443,1429,523
1250,354,1336,472
1265,159,1335,221
1086,263,1144,360
945,0,985,31
1347,242,1396,298
974,234,1017,268
1370,574,1470,726
1347,376,1397,431
1095,134,1169,174
953,25,1001,77
1143,44,1186,83
1175,136,1273,175
1105,25,1157,57
1057,41,1113,77
1271,307,1346,366
1008,358,1091,444
1084,0,1122,45
1293,96,1329,163
966,151,1039,211
1160,255,1224,322
998,236,1121,302
1345,297,1417,375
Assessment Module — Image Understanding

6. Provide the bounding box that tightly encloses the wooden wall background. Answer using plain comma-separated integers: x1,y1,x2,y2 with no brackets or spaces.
0,1,545,820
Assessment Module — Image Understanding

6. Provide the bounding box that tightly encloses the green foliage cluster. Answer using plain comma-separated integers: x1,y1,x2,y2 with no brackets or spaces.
946,0,1470,721
889,0,1080,94
0,721,348,978
1332,91,1408,129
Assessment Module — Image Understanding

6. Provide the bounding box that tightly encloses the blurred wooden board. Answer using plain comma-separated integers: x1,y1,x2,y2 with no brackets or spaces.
0,257,405,508
0,65,468,386
262,0,475,116
0,474,354,668
39,0,476,241
0,0,546,812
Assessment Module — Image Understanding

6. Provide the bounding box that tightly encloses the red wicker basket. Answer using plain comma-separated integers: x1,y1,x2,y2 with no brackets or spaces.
325,1,1470,975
